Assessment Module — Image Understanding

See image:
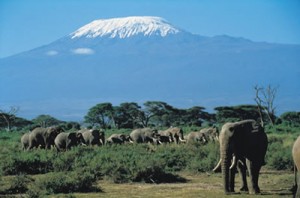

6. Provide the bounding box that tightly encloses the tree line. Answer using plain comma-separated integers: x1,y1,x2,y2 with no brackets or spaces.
1,101,299,131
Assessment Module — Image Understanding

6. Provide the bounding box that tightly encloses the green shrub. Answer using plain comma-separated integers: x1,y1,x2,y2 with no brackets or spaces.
266,141,293,170
29,171,101,195
1,174,33,194
185,142,220,172
1,151,54,175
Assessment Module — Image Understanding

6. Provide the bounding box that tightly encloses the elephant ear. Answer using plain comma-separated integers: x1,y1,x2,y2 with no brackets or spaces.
76,133,83,139
91,129,100,136
68,133,76,139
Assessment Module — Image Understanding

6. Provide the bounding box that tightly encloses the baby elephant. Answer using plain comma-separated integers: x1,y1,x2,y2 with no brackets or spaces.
21,133,30,150
54,132,85,151
106,134,133,145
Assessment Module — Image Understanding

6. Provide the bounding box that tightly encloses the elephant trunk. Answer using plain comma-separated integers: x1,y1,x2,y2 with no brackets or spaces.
220,139,234,194
221,152,231,193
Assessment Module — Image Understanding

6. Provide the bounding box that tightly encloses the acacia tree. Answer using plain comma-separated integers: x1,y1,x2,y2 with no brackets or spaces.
84,103,114,128
142,101,176,127
183,106,215,126
280,111,300,127
254,85,278,126
32,114,64,128
214,105,264,124
113,102,142,128
0,106,19,131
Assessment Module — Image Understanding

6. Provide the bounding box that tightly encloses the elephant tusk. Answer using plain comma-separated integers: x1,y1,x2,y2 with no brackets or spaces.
213,159,222,172
238,159,245,167
129,139,134,144
230,156,237,170
215,135,219,141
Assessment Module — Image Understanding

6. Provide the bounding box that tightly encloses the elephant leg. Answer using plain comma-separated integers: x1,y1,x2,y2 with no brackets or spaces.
247,160,261,194
238,159,248,192
295,172,300,198
229,166,236,192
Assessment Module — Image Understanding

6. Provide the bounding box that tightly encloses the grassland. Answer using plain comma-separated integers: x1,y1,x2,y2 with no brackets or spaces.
0,128,298,197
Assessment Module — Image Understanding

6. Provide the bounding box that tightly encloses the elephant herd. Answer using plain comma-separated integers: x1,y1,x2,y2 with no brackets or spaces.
21,126,219,151
21,127,105,151
20,119,300,196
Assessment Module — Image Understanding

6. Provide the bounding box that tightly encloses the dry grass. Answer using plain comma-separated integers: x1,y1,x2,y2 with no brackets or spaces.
67,169,294,198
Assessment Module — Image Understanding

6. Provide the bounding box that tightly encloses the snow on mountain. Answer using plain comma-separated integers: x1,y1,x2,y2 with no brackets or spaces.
70,16,181,39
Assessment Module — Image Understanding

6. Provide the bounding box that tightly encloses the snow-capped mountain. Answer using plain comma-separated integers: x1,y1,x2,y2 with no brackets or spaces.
70,16,181,39
0,16,299,120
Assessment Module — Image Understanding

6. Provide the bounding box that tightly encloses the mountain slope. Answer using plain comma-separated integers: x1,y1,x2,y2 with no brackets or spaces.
0,16,299,120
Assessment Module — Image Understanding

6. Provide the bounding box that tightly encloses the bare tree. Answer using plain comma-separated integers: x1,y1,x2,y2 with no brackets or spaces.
254,85,278,126
0,106,19,131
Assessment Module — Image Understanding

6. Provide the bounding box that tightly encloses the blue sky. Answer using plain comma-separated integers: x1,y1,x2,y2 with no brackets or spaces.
0,0,300,58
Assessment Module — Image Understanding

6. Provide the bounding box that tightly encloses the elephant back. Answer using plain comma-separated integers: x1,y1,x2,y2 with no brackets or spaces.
159,127,184,143
29,127,47,147
130,128,157,143
55,132,68,145
79,129,102,146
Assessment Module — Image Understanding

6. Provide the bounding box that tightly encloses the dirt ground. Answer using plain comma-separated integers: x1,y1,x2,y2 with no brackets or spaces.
71,169,294,198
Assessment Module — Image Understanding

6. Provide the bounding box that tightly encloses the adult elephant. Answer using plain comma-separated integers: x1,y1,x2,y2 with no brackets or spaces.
200,127,219,142
129,128,159,144
54,132,85,151
214,119,268,194
292,135,300,197
185,131,207,144
106,134,133,145
27,126,63,150
21,133,30,150
154,134,172,144
78,129,105,146
158,127,185,144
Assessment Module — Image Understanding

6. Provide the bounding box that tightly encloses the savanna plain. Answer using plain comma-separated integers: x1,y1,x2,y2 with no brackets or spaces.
0,125,297,198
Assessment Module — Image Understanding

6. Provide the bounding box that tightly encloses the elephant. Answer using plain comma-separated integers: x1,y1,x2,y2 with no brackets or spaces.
154,133,172,144
185,131,208,144
54,132,85,151
129,128,160,144
78,129,105,146
292,135,300,197
213,119,268,194
199,127,219,142
158,127,185,144
106,134,133,145
21,133,30,150
27,126,63,150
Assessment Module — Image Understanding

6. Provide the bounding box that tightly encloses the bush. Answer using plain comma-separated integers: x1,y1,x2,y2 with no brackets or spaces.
1,151,54,175
0,174,33,195
266,141,293,170
184,142,219,172
28,171,101,195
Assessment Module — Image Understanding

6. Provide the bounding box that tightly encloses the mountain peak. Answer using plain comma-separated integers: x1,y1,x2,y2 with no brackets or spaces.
70,16,182,39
